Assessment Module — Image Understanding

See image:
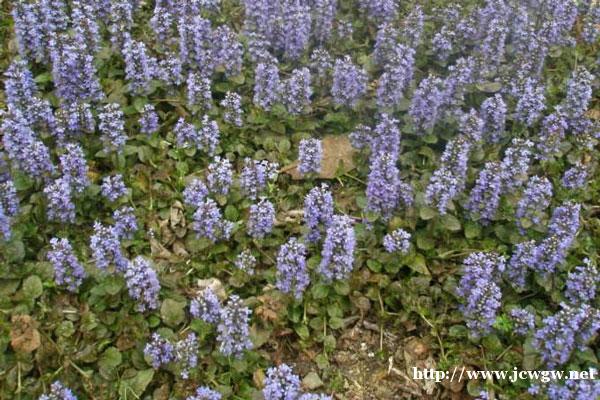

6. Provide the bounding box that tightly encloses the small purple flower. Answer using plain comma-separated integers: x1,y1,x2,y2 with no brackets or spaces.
500,139,535,192
506,240,539,291
515,176,553,230
248,199,275,239
533,302,600,368
48,237,86,292
514,78,546,127
38,381,78,400
234,250,256,275
220,92,243,127
174,333,198,379
276,237,309,299
99,103,127,153
510,308,535,336
565,258,599,305
254,62,281,111
190,287,222,324
456,252,505,337
319,215,355,281
536,111,568,160
459,109,484,142
124,257,161,312
480,94,507,142
331,55,367,108
144,333,175,369
409,75,445,134
240,158,279,200
199,115,220,156
383,229,411,254
298,139,322,175
89,221,128,272
562,163,589,190
217,295,252,358
263,363,302,400
112,206,138,240
304,183,334,243
281,67,312,115
59,143,90,193
212,25,243,77
562,67,593,119
139,104,159,135
122,35,160,93
183,178,209,208
186,387,222,400
207,157,233,195
187,72,212,112
466,161,503,224
44,177,75,223
101,174,127,202
174,118,199,149
192,199,233,242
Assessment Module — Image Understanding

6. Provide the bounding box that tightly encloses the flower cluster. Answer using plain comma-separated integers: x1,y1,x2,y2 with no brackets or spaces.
515,176,553,231
319,215,356,281
240,158,279,199
263,363,332,400
48,238,86,292
112,206,138,240
533,302,600,368
298,139,322,175
303,184,334,243
248,199,275,239
217,295,253,358
183,179,209,208
456,252,506,337
190,287,222,324
234,250,257,275
276,238,309,299
466,162,503,224
139,104,159,135
192,199,233,242
186,387,222,400
101,174,127,202
99,104,127,153
207,157,233,195
44,177,75,223
383,229,411,254
564,258,599,305
331,56,367,108
281,67,312,115
124,257,161,312
39,381,78,400
220,92,243,127
509,308,535,336
89,222,128,272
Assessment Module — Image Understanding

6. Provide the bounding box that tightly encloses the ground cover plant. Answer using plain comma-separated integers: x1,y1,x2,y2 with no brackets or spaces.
0,0,599,399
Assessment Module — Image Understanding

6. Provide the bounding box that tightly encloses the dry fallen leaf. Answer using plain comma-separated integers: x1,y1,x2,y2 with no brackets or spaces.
10,315,41,353
283,135,356,180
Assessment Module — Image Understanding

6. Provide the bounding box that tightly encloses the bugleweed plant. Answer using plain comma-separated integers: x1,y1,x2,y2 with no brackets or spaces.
0,0,599,399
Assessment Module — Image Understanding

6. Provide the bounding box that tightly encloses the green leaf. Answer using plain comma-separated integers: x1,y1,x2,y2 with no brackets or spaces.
160,299,186,327
366,259,382,273
311,283,329,300
295,325,310,340
419,207,437,220
441,214,462,231
118,369,154,398
333,280,350,295
5,240,25,263
416,234,435,251
476,81,502,93
408,254,430,275
22,276,43,299
464,222,481,239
